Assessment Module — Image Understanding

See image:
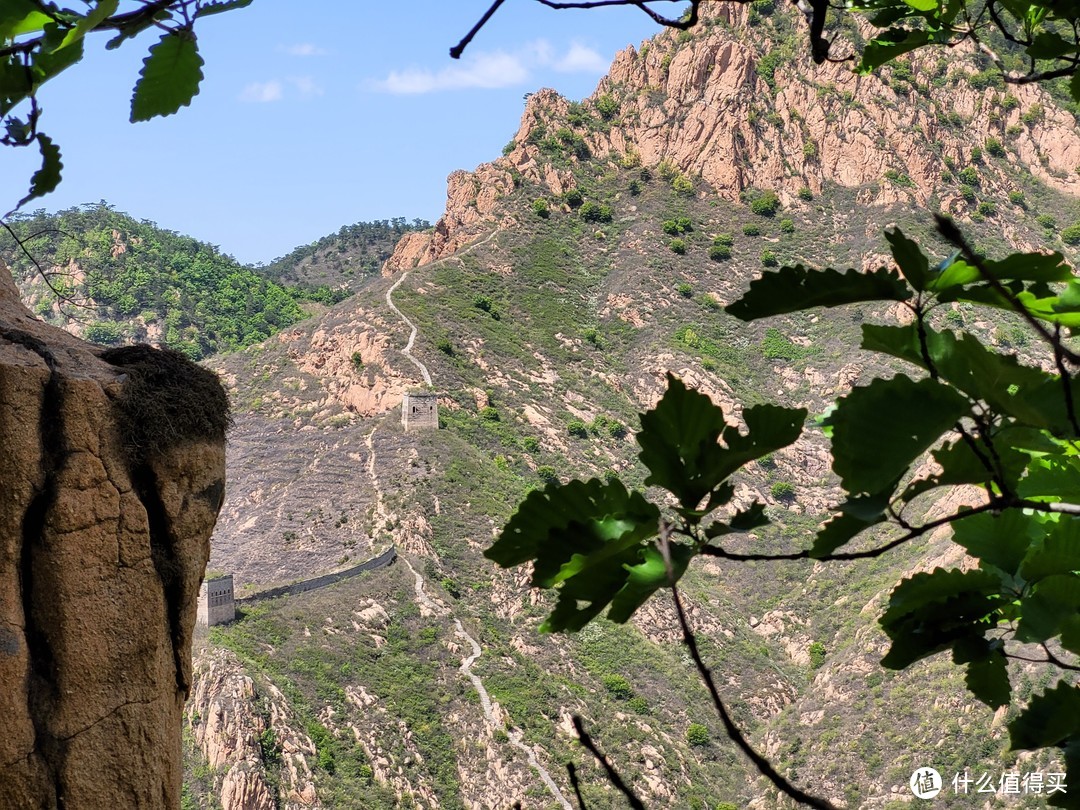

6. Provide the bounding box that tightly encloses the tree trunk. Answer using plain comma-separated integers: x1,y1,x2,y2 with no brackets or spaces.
0,263,227,808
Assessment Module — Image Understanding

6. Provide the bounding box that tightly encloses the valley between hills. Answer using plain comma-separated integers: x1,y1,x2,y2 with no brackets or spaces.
6,3,1080,809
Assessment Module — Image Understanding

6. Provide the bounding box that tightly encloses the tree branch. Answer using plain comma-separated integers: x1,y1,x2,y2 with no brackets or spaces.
658,533,838,809
571,715,646,810
936,214,1080,365
451,0,701,60
566,763,589,809
701,499,1001,562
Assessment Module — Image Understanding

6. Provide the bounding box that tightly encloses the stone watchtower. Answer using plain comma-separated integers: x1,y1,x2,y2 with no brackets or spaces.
401,391,438,431
197,574,235,626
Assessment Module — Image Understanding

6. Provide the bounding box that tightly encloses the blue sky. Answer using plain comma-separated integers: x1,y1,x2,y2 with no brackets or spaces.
2,1,674,264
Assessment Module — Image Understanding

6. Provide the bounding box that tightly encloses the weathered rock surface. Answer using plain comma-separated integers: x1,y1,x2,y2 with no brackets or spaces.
388,4,1080,272
0,262,227,809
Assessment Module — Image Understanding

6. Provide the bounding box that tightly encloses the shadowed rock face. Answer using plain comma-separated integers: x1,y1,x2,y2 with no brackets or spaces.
0,263,227,809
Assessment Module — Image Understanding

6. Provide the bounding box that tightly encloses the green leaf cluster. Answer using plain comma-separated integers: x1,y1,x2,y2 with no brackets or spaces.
725,222,1080,800
487,374,805,632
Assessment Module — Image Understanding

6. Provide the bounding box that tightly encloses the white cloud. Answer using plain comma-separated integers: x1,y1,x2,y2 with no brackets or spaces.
239,80,283,103
282,43,328,57
553,42,608,74
369,40,610,95
370,51,529,94
288,76,324,98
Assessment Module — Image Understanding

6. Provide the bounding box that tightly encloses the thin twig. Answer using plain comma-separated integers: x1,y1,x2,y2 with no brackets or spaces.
0,218,91,319
450,0,701,60
566,763,589,810
935,214,1080,365
701,500,1000,562
571,716,646,810
449,0,508,59
658,531,838,810
1052,323,1080,437
1041,643,1080,672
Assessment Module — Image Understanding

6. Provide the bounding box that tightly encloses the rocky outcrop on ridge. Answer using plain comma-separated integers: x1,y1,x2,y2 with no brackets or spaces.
389,4,1080,271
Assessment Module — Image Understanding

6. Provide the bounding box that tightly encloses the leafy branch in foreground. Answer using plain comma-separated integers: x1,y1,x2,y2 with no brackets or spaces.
488,221,1080,807
0,0,250,213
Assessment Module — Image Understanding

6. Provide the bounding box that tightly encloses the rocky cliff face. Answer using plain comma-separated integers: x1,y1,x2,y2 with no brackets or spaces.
389,3,1080,271
0,262,228,809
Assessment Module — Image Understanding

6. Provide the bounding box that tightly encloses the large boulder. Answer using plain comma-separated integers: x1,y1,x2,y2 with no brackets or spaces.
0,263,228,808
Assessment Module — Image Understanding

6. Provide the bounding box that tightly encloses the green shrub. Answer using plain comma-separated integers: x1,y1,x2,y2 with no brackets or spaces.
1022,103,1043,125
602,674,634,699
1062,224,1080,245
350,351,364,371
532,198,550,218
669,238,687,255
970,146,983,163
580,201,612,222
628,179,642,196
686,723,710,747
677,282,694,298
709,244,731,261
761,326,811,360
564,188,584,208
809,641,827,669
959,184,976,202
595,93,619,120
627,696,650,714
664,216,693,234
742,223,762,236
473,295,493,313
884,168,914,187
657,160,678,180
797,186,814,201
1037,214,1057,229
771,480,796,501
479,406,500,421
84,321,124,345
760,249,778,267
802,140,818,159
567,420,589,438
985,138,1005,157
749,190,780,216
521,436,540,452
591,414,627,439
977,200,996,216
958,166,980,185
502,140,516,156
537,466,559,484
1001,93,1020,109
436,338,454,356
779,218,795,234
1008,190,1025,206
672,174,695,195
713,232,734,246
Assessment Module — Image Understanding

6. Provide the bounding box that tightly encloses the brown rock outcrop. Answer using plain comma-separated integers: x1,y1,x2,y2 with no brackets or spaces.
387,3,1080,272
0,262,227,809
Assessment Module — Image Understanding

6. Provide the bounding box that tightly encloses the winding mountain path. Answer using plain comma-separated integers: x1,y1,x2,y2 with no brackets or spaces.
384,228,570,808
385,274,432,387
383,228,500,390
402,556,571,808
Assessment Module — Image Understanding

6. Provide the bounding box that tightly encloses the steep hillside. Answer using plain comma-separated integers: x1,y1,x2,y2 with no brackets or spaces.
259,217,431,297
3,204,305,359
185,5,1079,810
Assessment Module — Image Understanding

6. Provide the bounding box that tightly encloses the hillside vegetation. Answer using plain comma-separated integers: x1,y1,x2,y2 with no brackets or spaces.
25,4,1073,809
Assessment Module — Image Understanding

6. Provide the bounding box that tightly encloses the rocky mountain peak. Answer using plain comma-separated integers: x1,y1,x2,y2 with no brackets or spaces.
389,3,1080,271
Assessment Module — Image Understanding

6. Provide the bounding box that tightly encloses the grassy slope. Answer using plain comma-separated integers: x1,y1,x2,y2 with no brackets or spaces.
186,8,1080,807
